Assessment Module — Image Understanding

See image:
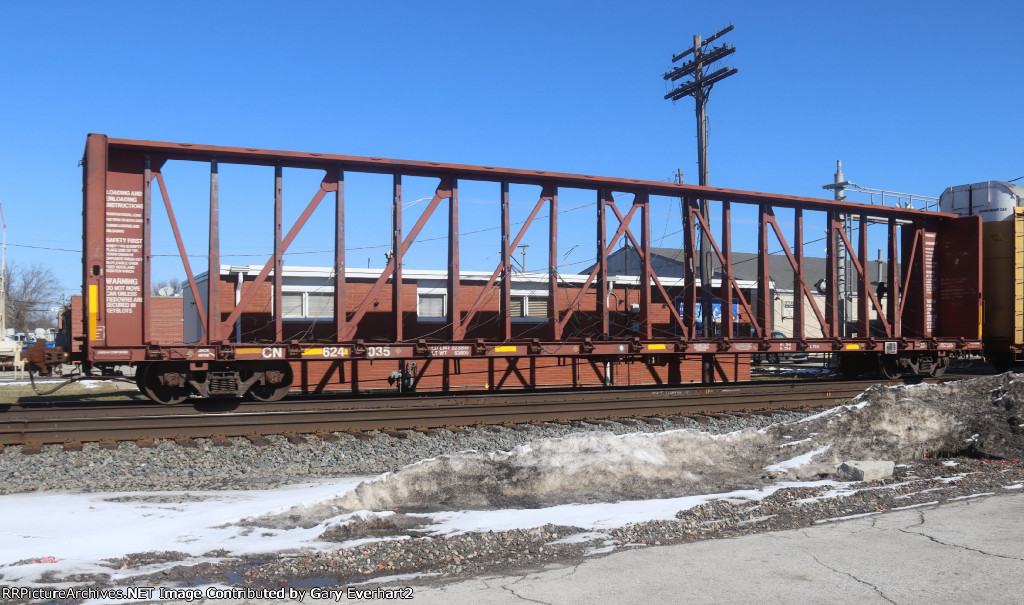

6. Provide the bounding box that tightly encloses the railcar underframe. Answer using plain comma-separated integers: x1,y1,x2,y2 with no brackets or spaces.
58,135,983,403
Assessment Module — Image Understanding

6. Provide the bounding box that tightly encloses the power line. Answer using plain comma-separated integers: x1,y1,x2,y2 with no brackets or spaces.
7,243,81,253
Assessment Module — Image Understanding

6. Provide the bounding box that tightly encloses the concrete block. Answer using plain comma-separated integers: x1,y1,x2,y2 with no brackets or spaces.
839,460,895,482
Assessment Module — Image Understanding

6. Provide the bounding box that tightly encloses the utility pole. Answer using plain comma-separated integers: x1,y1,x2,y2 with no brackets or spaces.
517,244,529,274
822,160,851,336
676,168,684,216
664,24,738,381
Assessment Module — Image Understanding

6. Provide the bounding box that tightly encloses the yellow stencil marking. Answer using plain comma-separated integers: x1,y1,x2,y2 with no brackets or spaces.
88,285,98,340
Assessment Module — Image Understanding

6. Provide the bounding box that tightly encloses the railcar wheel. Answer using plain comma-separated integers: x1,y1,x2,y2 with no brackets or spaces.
141,363,191,405
133,363,149,392
879,356,900,380
245,362,293,402
930,358,949,378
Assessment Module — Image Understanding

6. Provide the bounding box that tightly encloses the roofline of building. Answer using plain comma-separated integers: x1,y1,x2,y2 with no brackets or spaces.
188,265,760,290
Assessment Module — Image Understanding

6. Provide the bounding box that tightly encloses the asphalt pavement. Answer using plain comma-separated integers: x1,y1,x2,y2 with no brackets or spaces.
405,492,1024,605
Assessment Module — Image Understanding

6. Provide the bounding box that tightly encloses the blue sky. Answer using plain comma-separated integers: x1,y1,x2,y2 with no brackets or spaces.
1,0,1022,300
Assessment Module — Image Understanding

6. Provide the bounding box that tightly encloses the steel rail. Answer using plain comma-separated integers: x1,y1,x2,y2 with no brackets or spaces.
0,379,904,447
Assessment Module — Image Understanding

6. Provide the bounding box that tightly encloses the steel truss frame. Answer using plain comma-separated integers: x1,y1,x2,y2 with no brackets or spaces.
80,135,983,369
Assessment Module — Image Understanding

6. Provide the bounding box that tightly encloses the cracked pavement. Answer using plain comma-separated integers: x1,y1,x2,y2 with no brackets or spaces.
401,493,1024,605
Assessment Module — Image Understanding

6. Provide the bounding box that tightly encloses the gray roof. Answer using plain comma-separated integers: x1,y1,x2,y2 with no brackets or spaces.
585,246,888,292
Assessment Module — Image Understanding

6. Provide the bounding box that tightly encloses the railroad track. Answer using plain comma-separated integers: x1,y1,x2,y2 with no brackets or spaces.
0,378,924,449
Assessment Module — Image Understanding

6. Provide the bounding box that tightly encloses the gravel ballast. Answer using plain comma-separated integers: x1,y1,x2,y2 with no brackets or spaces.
3,372,1024,602
0,412,808,495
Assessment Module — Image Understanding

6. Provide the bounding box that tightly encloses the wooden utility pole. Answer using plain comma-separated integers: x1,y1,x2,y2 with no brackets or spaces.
664,24,738,382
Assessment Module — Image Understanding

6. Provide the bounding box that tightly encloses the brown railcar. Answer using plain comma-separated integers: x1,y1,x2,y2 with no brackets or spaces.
39,135,984,403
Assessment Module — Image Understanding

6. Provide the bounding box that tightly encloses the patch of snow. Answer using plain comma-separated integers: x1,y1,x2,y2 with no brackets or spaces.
778,438,813,448
814,511,879,523
891,501,940,511
764,445,830,472
547,531,610,545
357,572,441,585
0,479,369,586
948,493,994,501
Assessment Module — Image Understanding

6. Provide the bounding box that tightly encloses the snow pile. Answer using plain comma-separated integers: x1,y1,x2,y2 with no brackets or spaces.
336,429,775,510
773,372,1024,470
333,373,1024,512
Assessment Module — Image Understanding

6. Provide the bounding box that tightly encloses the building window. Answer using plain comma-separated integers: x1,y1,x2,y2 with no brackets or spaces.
510,295,548,321
527,296,548,318
418,293,446,321
307,292,334,318
282,291,334,319
282,292,305,319
510,297,524,317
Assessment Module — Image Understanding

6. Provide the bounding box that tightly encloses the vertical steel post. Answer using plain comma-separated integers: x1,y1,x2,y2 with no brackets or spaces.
826,212,839,338
548,187,560,340
449,178,461,340
858,216,870,337
757,205,771,334
207,160,220,344
683,197,696,336
274,166,283,342
793,209,805,339
888,218,899,338
639,193,652,339
392,174,403,341
597,190,609,338
720,200,732,338
334,169,346,339
83,135,108,354
142,154,152,344
500,182,512,340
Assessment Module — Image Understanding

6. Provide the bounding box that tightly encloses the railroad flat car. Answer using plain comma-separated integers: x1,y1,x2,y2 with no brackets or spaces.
27,135,985,403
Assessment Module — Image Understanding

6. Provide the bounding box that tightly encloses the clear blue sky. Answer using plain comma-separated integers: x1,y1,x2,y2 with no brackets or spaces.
2,0,1022,301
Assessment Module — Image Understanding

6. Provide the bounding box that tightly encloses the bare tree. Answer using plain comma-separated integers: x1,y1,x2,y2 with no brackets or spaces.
152,277,184,296
3,263,63,333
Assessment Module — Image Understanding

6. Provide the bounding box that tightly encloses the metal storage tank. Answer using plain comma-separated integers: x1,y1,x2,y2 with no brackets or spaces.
940,181,1024,369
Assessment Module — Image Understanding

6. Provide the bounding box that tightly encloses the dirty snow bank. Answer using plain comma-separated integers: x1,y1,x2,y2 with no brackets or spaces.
331,373,1024,512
